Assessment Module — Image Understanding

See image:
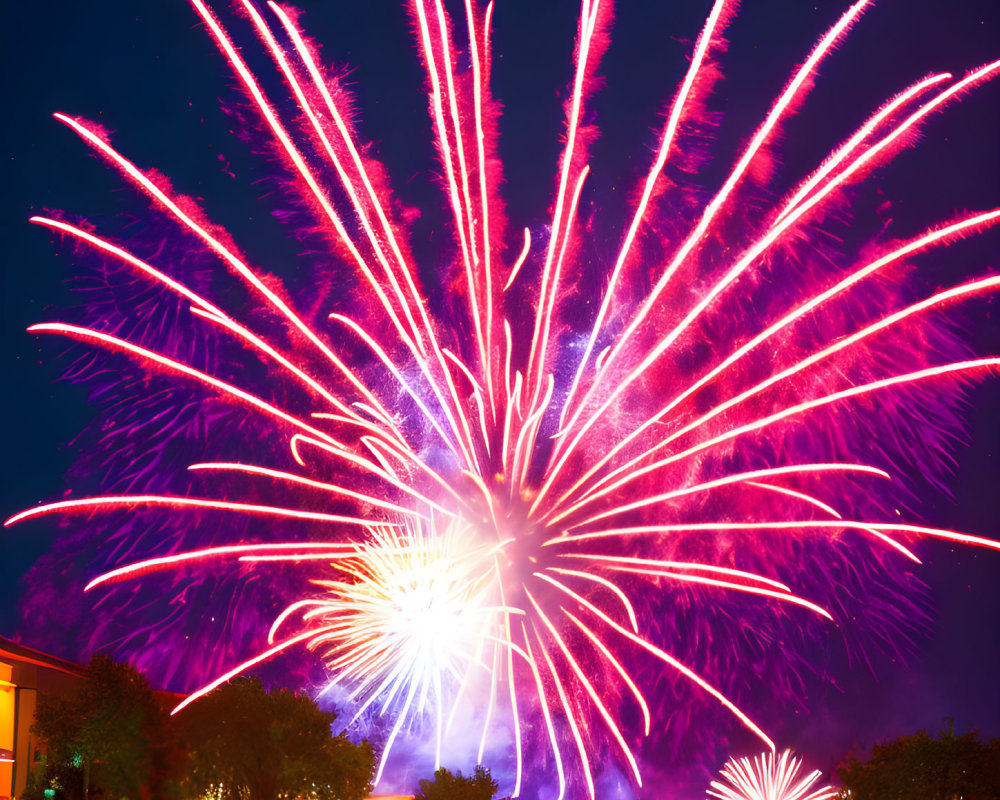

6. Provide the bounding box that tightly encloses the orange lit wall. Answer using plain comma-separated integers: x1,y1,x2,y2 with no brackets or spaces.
0,662,13,800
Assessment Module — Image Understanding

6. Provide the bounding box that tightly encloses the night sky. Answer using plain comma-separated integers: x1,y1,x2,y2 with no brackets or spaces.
2,0,998,789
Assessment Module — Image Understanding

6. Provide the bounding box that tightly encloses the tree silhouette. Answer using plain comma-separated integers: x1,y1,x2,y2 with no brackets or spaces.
29,653,180,800
176,676,374,800
413,765,499,800
837,727,1000,800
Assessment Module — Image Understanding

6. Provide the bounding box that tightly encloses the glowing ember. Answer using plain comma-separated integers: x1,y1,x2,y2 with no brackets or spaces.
9,0,999,797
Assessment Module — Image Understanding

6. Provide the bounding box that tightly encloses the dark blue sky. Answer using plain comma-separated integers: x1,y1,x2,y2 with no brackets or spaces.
2,0,998,785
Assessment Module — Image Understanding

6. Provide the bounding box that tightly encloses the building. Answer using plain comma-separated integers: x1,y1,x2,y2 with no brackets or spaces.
0,637,87,800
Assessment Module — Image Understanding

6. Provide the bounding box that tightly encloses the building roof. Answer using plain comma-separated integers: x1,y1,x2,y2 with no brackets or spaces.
0,635,86,678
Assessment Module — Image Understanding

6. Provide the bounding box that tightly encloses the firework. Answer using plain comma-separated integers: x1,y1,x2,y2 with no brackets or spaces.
8,0,1000,797
707,750,836,800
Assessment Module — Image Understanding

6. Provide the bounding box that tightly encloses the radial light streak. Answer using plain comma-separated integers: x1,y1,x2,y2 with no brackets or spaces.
83,543,363,592
541,207,1000,519
13,0,1000,797
4,495,375,529
545,0,871,470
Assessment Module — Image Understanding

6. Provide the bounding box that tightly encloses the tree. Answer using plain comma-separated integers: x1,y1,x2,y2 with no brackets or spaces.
413,765,499,800
176,676,374,800
837,727,1000,800
29,653,181,800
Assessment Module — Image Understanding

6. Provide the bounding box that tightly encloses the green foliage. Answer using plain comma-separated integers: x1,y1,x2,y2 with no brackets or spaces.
29,653,180,800
175,675,374,800
27,658,372,800
837,727,1000,800
19,762,59,800
413,765,499,800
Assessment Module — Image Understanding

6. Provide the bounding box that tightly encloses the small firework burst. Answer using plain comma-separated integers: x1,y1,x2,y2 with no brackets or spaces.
707,750,837,800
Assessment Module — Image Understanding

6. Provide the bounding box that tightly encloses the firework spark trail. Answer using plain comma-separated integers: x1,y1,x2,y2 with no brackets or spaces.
538,209,1000,524
558,0,735,432
545,0,873,464
536,60,1000,517
9,0,1000,796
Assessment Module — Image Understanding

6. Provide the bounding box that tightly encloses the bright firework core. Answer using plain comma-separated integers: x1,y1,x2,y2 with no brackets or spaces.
285,511,549,783
8,0,1000,797
298,521,503,727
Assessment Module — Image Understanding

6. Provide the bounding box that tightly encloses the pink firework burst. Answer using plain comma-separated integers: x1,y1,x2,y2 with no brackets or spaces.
8,0,1000,797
